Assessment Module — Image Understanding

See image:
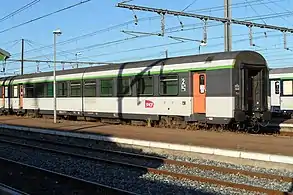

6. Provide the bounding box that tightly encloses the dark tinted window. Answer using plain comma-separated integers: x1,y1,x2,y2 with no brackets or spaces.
275,81,280,94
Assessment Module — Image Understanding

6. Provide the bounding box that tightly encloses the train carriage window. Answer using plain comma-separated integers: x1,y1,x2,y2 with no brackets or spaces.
57,82,67,97
159,75,178,96
137,76,153,96
117,77,131,96
25,84,34,98
283,80,293,95
4,86,8,98
35,83,45,98
275,81,280,94
70,81,81,97
100,79,113,96
199,74,205,94
13,86,18,98
84,80,96,97
46,82,53,97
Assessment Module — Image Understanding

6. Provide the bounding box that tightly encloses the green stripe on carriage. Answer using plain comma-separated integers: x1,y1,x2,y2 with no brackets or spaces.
3,64,233,85
270,76,293,80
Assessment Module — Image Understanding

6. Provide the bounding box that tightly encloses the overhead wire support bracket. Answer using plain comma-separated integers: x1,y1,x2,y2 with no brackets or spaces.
36,61,40,73
116,3,293,33
168,36,202,43
160,12,165,36
121,30,161,37
131,9,139,25
248,25,255,47
283,31,288,50
121,30,140,37
176,16,184,31
202,18,208,45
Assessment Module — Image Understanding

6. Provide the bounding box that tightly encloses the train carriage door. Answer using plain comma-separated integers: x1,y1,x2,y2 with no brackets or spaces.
270,80,280,111
193,73,206,113
19,84,24,109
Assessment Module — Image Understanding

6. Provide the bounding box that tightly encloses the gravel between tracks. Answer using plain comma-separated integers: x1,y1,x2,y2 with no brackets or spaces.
0,128,292,194
0,133,291,192
157,164,291,191
0,141,261,195
13,128,293,177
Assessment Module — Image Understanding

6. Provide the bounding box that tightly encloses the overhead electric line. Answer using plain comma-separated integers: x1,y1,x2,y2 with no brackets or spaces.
0,0,91,34
24,11,289,60
23,13,292,61
116,2,293,33
116,2,293,52
10,0,285,57
6,59,112,66
182,0,198,12
7,30,288,72
0,0,40,23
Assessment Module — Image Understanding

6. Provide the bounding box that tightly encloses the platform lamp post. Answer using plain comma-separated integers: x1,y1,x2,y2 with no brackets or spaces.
53,29,62,124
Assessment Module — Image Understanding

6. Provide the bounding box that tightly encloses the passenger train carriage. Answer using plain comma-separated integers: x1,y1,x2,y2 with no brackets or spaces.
0,50,271,129
269,67,293,117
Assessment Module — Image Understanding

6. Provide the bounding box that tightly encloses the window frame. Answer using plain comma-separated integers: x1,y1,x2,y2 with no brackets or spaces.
199,74,206,94
57,81,68,97
46,82,53,98
83,79,96,97
70,80,81,97
282,80,293,96
100,78,113,97
13,85,18,98
35,83,45,98
24,84,34,98
117,77,132,96
275,81,280,95
137,76,154,96
159,74,179,96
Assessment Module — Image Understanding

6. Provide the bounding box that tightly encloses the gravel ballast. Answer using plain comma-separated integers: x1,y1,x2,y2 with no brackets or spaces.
0,141,261,195
3,128,292,177
0,128,292,194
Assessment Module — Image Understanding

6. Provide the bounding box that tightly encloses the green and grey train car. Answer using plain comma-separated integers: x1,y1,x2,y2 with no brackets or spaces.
0,50,271,129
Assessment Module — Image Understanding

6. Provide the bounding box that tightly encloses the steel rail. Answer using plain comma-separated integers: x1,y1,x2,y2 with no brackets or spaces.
0,132,291,182
0,135,291,195
0,155,136,195
0,182,29,195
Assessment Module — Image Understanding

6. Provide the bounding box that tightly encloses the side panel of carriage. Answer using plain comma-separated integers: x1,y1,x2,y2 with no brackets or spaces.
188,68,234,124
269,79,281,113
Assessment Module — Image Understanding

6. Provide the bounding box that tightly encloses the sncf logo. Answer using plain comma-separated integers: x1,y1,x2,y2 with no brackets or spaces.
145,100,154,108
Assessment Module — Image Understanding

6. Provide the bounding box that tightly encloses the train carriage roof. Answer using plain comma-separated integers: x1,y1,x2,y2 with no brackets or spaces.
269,67,293,74
0,50,266,81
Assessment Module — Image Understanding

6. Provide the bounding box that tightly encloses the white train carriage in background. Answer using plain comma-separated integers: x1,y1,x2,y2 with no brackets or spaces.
269,67,293,117
0,50,271,130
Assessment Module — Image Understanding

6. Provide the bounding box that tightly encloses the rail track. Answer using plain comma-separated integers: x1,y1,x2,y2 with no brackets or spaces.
0,182,29,195
0,154,135,195
0,130,292,195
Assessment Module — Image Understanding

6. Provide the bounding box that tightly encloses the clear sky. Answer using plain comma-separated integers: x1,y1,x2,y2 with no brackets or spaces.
0,0,293,75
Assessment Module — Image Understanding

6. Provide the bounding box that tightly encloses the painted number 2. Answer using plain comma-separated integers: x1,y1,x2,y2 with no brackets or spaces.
181,78,186,92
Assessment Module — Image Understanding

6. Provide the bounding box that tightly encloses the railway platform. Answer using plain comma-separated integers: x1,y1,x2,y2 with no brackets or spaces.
0,116,293,167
